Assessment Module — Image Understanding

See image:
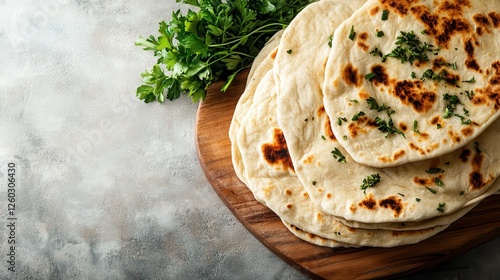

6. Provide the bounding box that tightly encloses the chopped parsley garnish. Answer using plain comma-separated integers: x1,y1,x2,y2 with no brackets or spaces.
426,186,437,194
376,30,384,37
352,111,366,121
360,173,381,194
349,99,359,103
383,31,435,65
413,120,420,133
321,135,326,140
464,90,474,100
343,135,348,140
436,123,442,129
421,69,458,85
435,177,444,187
443,93,461,118
328,35,333,48
365,72,378,81
287,49,293,54
425,168,444,174
463,108,470,116
331,148,346,163
398,193,405,197
437,202,446,212
369,48,383,58
312,181,317,186
349,25,356,41
337,117,347,126
443,94,471,124
411,72,417,79
460,191,465,195
463,77,475,83
366,97,390,112
381,9,389,20
375,109,405,138
416,198,421,202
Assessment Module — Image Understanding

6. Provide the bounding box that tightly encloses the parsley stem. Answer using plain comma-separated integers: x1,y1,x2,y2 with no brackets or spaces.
208,23,286,48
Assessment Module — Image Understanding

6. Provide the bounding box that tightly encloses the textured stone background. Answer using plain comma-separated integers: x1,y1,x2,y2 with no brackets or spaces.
0,0,498,279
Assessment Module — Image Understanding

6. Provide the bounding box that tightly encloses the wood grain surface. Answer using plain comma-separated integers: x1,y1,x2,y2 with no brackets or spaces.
195,71,500,280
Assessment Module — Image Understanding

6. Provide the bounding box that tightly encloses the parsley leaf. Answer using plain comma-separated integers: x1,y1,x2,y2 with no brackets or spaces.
331,148,347,163
136,0,314,103
360,174,381,194
375,109,405,138
383,31,435,65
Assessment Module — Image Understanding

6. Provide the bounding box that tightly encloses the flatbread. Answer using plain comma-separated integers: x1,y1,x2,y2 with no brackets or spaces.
281,219,360,248
323,0,500,167
274,0,500,224
229,30,282,184
236,68,448,247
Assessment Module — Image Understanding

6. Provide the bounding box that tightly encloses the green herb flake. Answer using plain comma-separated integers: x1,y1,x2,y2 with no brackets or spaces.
321,135,326,140
398,193,405,197
328,35,333,48
411,72,417,79
375,109,405,138
352,111,366,121
366,97,390,112
437,123,442,129
421,69,458,85
360,174,381,194
312,181,317,186
376,30,384,37
413,120,420,133
435,177,444,187
460,191,465,195
349,99,359,103
287,49,293,54
343,135,348,140
416,198,421,202
381,9,389,20
349,25,356,41
331,148,347,163
426,186,437,194
337,117,347,126
426,168,444,174
437,202,446,212
463,77,475,83
369,48,383,58
465,90,474,100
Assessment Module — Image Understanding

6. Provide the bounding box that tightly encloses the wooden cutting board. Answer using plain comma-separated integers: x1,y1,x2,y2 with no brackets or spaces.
195,70,500,279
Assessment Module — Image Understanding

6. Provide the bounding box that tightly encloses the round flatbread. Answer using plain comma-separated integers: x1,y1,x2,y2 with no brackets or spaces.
323,0,500,167
274,0,500,224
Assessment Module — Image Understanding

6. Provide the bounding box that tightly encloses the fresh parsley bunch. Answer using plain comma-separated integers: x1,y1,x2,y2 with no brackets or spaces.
136,0,314,103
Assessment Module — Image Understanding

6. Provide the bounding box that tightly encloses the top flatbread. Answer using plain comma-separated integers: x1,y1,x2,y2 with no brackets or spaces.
323,0,500,167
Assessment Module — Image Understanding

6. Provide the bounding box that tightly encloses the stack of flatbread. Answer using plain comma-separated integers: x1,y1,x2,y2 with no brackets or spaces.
229,0,500,247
